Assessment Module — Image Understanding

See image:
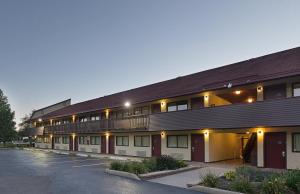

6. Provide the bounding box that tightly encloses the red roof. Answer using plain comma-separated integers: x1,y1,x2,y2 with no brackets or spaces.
43,47,300,119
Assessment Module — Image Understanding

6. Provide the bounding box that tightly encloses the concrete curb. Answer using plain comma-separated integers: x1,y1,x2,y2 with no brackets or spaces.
139,166,199,180
189,185,244,194
105,169,141,180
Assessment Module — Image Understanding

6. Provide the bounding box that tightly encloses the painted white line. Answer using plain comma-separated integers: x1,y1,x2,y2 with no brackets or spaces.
72,163,107,168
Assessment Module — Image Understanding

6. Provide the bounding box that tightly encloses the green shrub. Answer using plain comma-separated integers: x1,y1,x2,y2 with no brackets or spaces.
156,155,187,170
110,161,124,171
143,158,157,172
224,171,236,181
230,176,253,193
201,173,218,188
122,162,133,173
284,170,300,193
131,161,148,175
235,166,277,182
261,176,286,194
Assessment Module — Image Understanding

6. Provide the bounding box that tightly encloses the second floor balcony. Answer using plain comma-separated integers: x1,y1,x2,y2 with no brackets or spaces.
44,96,300,134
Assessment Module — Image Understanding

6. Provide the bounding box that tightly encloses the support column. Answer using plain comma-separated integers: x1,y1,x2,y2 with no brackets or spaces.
160,101,167,112
287,83,293,98
204,131,210,162
106,133,109,154
257,130,264,167
204,95,210,107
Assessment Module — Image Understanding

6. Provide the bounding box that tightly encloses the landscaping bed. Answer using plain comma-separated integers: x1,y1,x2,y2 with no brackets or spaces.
109,155,188,177
199,166,300,194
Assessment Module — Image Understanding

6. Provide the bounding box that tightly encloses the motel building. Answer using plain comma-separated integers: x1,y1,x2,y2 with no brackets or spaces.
30,47,300,170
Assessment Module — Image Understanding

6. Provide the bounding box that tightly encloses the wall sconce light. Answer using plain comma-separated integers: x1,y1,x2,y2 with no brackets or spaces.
246,131,250,134
72,133,76,138
50,134,53,138
72,115,76,122
257,129,263,135
105,109,110,118
38,118,42,122
247,98,254,103
204,131,209,137
105,132,109,137
257,86,263,92
124,101,131,108
161,101,166,107
204,95,209,100
235,90,241,95
161,131,165,138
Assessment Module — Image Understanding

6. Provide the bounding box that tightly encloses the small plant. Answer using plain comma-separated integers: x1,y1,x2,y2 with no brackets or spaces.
230,176,253,193
261,175,287,194
284,170,300,193
156,155,186,170
110,161,124,171
131,161,148,175
143,158,157,172
201,173,218,188
224,171,236,181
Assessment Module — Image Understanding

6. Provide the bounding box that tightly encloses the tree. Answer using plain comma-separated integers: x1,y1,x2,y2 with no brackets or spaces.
18,111,34,138
0,89,16,144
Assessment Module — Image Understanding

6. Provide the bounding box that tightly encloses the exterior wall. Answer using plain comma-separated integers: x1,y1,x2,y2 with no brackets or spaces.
54,137,69,150
209,94,231,107
161,131,191,160
35,143,51,149
256,127,300,169
206,132,239,162
114,133,152,157
78,135,101,153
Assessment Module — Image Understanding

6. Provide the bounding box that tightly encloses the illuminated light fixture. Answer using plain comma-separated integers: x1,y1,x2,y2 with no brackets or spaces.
124,101,131,107
247,98,254,103
161,131,165,138
161,101,166,107
257,129,263,135
50,134,53,138
257,86,263,92
235,90,241,95
38,118,42,122
72,133,76,138
72,115,76,122
246,131,250,134
204,95,209,100
105,132,109,137
204,131,209,136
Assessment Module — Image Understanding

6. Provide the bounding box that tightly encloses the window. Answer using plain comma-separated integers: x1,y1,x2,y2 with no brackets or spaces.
79,117,88,122
117,111,123,119
36,137,43,143
134,136,150,147
90,136,100,145
293,133,300,152
63,120,70,124
54,121,61,125
167,101,188,112
116,136,129,146
79,136,87,145
44,137,50,143
167,135,188,148
62,137,69,144
293,83,300,97
91,116,100,121
142,106,149,115
54,137,60,144
134,107,142,115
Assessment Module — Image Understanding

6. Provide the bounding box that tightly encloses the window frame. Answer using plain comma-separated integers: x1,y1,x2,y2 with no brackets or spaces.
62,136,69,144
292,83,300,97
90,136,100,145
167,101,188,112
116,136,129,146
292,133,300,153
134,135,150,147
54,137,60,144
167,135,188,149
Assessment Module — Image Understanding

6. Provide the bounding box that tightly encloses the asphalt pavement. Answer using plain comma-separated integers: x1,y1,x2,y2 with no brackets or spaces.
0,149,203,194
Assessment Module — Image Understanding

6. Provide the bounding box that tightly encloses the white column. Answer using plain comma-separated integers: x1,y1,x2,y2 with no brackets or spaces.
257,130,264,167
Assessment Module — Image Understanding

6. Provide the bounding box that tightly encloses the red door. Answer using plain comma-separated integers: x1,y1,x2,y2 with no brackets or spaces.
109,136,115,154
264,132,286,169
51,137,54,149
74,136,78,151
191,134,205,162
69,136,73,151
101,136,106,154
152,135,161,157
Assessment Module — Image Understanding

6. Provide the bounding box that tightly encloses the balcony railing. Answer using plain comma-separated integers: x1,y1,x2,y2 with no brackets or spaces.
45,115,149,134
149,96,300,131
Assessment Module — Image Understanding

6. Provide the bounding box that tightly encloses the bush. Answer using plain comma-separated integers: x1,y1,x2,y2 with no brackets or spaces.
261,176,287,194
235,166,277,182
201,173,218,188
122,163,133,173
284,170,300,193
143,158,157,172
156,155,186,170
230,177,253,193
224,171,236,181
110,161,124,171
131,161,148,175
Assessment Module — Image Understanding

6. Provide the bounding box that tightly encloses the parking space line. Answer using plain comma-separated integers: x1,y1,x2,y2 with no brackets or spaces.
72,163,107,168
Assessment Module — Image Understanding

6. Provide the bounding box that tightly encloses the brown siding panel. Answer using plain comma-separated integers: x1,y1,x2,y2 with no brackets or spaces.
149,97,300,131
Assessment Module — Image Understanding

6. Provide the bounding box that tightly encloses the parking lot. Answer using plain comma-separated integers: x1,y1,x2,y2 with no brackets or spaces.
0,149,202,194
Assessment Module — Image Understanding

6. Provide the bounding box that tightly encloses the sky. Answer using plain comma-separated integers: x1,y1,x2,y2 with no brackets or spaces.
0,0,300,128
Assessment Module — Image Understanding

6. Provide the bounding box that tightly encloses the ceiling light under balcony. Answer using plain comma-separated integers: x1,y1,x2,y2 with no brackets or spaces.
124,101,131,107
235,90,241,95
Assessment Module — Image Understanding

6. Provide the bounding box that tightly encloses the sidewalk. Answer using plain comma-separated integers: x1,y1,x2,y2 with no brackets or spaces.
24,148,144,162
